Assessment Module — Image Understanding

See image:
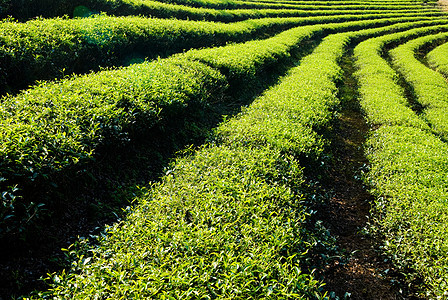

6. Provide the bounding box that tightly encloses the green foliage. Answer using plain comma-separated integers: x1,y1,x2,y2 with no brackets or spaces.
427,40,448,75
37,145,327,299
354,21,448,299
0,57,227,236
390,32,448,140
0,14,245,94
1,13,428,94
354,21,448,128
145,0,429,11
2,0,448,298
181,16,439,87
1,0,79,19
3,0,441,22
97,0,441,22
2,14,430,211
30,15,356,299
0,16,355,239
31,13,448,299
366,126,448,298
214,32,346,156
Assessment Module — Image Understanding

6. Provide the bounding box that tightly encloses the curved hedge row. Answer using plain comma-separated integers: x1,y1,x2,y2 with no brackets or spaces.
31,17,448,300
26,23,354,300
427,40,448,75
390,32,448,140
149,0,429,10
0,17,338,239
36,145,325,299
3,0,448,298
365,126,448,298
354,23,448,298
354,22,448,128
3,0,431,20
3,12,431,95
0,13,437,267
89,2,441,22
0,57,227,237
2,0,441,22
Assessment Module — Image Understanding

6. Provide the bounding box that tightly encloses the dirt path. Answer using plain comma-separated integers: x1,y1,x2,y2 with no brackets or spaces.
318,53,423,299
321,111,399,299
438,0,448,11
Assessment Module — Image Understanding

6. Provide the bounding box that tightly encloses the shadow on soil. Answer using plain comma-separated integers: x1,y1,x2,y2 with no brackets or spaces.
314,51,425,300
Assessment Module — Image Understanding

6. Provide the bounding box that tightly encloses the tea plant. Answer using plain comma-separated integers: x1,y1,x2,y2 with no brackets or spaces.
390,32,448,140
32,15,448,300
354,22,448,298
3,13,427,94
427,40,448,75
354,22,448,128
2,0,448,298
0,57,227,236
5,0,440,22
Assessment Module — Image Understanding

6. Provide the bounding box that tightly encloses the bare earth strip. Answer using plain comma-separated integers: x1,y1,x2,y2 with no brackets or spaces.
318,54,423,299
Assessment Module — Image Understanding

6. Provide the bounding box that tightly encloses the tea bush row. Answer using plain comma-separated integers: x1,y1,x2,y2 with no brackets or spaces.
354,22,448,128
35,133,328,298
390,32,448,140
29,18,358,300
2,0,440,22
213,19,444,153
427,39,448,75
29,16,448,300
354,23,448,298
0,15,435,246
85,0,440,23
2,0,429,20
0,18,348,238
145,0,428,11
0,57,227,237
366,126,448,298
180,16,439,86
2,12,425,94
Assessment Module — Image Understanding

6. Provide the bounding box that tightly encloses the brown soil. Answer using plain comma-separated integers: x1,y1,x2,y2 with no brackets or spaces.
318,54,423,299
321,109,399,299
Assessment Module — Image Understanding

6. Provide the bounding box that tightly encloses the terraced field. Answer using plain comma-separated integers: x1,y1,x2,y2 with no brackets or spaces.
1,0,448,298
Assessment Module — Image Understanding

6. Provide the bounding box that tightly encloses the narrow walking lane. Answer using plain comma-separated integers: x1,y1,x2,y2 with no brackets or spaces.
319,54,422,299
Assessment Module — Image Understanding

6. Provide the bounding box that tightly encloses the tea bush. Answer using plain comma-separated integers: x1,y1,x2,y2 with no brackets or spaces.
390,32,448,140
2,13,425,94
32,15,448,300
354,22,448,298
